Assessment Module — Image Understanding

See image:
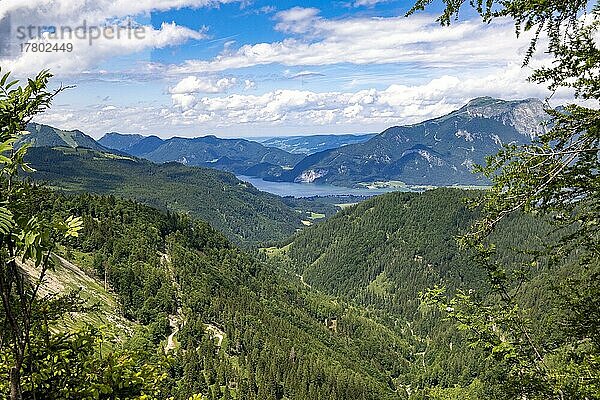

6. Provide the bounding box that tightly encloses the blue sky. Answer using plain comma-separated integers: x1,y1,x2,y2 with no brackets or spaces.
0,0,558,138
149,1,445,64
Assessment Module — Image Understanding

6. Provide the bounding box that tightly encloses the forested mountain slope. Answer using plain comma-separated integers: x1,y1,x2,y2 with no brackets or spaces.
15,184,582,400
275,97,548,186
30,188,419,400
99,132,165,156
265,188,572,398
20,123,110,152
99,132,304,178
24,147,307,246
282,189,556,314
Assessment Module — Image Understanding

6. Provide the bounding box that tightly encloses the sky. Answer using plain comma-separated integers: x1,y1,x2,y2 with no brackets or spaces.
0,0,570,138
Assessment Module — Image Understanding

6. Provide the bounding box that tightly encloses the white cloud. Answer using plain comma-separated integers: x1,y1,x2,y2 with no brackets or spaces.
351,0,390,6
2,22,206,76
0,0,240,24
286,70,326,79
177,68,540,126
274,7,321,34
9,3,582,138
170,76,238,94
38,63,565,138
171,13,532,74
257,6,276,14
171,94,198,110
169,76,257,107
0,0,231,76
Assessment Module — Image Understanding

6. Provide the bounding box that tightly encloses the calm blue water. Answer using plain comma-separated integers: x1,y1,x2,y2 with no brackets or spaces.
236,175,412,198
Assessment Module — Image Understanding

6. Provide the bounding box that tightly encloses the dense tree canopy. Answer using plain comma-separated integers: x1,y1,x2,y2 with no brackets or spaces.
408,0,599,398
2,0,599,397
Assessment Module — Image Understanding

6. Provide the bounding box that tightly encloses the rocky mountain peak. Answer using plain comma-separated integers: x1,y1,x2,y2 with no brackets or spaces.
460,97,548,139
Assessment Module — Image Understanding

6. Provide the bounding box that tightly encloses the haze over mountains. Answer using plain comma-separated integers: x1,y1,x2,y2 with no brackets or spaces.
256,134,376,155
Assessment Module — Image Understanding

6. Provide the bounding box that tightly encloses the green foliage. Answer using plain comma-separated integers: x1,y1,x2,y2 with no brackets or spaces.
407,0,600,398
284,189,553,312
29,188,414,399
426,379,484,400
281,188,564,397
0,68,82,399
0,69,172,400
2,327,166,400
24,146,306,246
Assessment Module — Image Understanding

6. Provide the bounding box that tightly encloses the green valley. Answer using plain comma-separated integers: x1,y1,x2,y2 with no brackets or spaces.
19,187,418,399
24,147,321,246
2,0,599,396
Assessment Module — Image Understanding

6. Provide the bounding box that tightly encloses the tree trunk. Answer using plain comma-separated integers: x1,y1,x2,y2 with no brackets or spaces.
9,363,22,400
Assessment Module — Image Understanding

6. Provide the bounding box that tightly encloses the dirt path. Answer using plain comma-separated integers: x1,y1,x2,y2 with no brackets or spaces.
205,324,225,347
162,252,183,353
295,273,311,288
166,315,179,352
160,253,227,351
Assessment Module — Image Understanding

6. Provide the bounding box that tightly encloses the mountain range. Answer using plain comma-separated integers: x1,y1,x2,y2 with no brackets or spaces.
99,132,303,178
24,147,309,246
17,124,334,246
21,123,110,152
276,97,549,186
97,97,550,186
26,97,550,188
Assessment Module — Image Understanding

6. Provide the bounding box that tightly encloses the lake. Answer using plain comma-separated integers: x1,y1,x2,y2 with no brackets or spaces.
236,175,413,198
